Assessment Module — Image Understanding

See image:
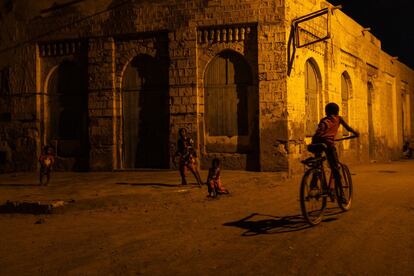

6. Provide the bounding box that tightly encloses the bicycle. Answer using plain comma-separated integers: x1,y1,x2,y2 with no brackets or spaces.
299,135,356,225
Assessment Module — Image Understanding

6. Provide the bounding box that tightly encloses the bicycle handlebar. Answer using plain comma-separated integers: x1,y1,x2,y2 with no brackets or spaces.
334,135,358,142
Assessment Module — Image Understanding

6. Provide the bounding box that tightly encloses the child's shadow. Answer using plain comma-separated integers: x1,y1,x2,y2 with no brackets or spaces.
223,213,312,235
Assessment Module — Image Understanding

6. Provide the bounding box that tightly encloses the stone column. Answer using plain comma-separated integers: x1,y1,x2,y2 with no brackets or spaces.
257,24,289,172
168,28,198,168
88,37,116,171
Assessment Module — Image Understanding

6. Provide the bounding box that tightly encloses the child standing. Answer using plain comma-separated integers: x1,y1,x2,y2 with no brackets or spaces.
39,145,55,185
207,158,229,198
175,128,203,186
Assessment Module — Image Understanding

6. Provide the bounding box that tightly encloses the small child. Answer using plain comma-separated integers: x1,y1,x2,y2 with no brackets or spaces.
207,158,229,198
175,128,203,186
38,145,55,185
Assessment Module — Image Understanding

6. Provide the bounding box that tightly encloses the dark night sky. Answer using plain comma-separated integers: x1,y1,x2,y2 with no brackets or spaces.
328,0,414,68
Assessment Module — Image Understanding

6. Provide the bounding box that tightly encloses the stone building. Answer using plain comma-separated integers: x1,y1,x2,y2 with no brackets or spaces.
0,0,413,173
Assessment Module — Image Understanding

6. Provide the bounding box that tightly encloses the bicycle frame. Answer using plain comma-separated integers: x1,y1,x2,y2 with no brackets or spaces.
302,153,329,194
304,155,332,196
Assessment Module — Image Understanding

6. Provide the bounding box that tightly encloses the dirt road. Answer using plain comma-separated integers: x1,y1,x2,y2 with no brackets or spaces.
0,160,413,275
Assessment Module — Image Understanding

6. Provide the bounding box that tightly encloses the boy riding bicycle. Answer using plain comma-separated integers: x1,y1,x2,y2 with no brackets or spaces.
311,103,359,190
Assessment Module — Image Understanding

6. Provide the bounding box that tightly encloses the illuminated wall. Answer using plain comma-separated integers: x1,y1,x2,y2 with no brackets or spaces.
286,0,414,173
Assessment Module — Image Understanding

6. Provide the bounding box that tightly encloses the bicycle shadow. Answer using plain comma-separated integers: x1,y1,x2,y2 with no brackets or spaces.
223,213,312,236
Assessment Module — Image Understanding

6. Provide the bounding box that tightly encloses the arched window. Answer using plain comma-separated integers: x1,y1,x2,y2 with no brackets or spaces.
341,72,352,136
402,89,411,141
305,59,321,136
204,50,251,136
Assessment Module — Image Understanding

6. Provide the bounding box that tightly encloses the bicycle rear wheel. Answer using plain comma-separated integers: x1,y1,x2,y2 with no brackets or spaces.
300,169,327,226
335,163,353,211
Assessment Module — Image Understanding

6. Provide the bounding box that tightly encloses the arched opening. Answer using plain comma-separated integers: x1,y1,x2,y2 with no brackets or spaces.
204,50,258,170
367,82,375,159
401,89,411,142
47,60,89,170
341,72,352,136
121,54,169,169
305,59,321,136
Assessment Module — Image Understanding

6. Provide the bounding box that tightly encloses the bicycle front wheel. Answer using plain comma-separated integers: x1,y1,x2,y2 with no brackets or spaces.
300,169,327,226
335,163,353,211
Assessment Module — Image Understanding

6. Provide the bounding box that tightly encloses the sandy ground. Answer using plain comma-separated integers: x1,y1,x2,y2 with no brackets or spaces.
0,160,413,275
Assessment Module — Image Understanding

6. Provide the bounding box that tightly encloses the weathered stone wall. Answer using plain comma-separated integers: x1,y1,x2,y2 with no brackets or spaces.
88,37,116,171
0,0,413,173
285,0,414,174
0,0,289,172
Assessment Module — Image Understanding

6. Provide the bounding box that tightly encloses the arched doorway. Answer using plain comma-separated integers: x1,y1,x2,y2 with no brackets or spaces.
204,50,258,170
122,54,169,169
401,89,411,142
305,59,321,136
47,60,89,170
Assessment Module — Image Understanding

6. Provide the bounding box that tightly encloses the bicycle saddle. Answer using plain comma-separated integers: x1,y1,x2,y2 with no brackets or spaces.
307,143,327,153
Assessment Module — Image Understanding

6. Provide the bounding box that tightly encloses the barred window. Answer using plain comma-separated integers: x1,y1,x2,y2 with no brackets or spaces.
341,72,351,136
402,90,411,140
305,59,321,136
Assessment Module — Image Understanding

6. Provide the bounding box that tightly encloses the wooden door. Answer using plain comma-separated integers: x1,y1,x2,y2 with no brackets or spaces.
205,51,249,137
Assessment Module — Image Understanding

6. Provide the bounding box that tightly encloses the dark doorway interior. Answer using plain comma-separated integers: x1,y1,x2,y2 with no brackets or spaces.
48,60,89,170
122,54,169,169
